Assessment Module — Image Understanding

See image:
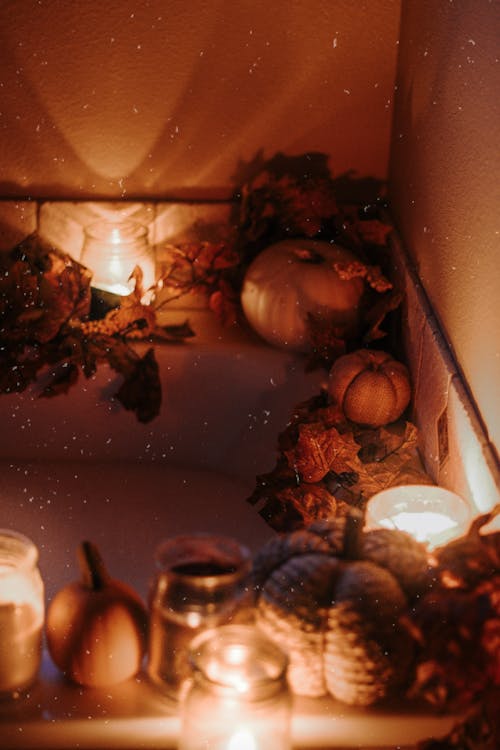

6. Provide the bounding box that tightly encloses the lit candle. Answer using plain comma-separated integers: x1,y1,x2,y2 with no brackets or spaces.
179,625,291,750
365,484,472,549
227,727,257,750
0,530,44,697
81,219,155,299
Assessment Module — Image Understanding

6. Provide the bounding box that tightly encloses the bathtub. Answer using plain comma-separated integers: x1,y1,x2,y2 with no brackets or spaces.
0,311,458,749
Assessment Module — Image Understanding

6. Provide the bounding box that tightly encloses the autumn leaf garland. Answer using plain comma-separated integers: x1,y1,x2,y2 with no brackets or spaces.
248,390,428,532
0,235,194,422
0,158,399,422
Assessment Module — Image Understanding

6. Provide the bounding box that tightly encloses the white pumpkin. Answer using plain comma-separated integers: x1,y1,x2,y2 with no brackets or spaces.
241,240,365,351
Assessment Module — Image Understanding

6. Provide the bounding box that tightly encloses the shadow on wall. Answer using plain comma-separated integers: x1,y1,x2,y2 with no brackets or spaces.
0,0,400,200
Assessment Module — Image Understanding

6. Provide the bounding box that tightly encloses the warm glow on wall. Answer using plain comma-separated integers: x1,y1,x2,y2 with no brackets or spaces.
0,0,400,199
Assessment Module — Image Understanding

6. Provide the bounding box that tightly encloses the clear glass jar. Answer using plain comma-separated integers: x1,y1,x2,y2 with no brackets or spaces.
0,530,44,698
81,219,155,298
147,534,252,700
179,624,291,750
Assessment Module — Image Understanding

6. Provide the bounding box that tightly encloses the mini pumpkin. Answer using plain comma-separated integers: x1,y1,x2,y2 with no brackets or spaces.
328,349,411,426
253,516,428,706
46,541,148,688
241,239,365,351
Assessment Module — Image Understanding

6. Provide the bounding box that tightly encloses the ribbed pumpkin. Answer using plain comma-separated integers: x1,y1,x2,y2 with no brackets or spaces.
241,240,365,351
328,349,411,426
253,516,428,706
46,542,148,688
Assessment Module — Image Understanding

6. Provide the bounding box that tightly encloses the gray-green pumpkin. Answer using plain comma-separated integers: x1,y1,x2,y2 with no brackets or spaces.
252,516,429,706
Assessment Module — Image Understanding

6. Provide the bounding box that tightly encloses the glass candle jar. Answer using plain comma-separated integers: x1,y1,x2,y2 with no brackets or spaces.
147,534,252,700
179,624,291,750
81,219,155,298
0,530,44,698
365,484,472,549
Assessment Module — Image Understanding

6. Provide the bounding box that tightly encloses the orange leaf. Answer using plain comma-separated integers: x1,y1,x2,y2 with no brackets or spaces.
285,422,361,482
333,260,392,293
278,483,337,525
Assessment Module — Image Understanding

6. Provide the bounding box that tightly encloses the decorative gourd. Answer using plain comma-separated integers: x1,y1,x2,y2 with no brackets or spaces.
46,541,148,687
328,349,411,426
241,240,365,351
253,516,428,706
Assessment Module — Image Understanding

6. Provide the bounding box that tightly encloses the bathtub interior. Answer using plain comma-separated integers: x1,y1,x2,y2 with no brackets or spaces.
0,200,497,749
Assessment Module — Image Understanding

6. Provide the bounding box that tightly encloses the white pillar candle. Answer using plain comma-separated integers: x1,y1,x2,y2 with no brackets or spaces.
365,484,472,549
0,530,44,697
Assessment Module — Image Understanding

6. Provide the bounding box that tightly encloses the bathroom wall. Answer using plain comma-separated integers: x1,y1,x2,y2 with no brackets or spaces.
389,0,500,462
0,0,400,200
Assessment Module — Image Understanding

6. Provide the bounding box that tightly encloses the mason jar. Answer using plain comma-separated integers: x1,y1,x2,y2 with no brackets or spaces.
147,534,253,700
81,219,155,298
0,530,44,698
179,624,291,750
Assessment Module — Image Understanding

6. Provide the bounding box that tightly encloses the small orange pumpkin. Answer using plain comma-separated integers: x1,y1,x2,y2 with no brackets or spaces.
328,349,411,427
46,541,148,687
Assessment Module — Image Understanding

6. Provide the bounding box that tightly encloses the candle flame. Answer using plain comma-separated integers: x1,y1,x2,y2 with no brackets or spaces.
227,728,257,750
110,227,122,245
379,510,458,547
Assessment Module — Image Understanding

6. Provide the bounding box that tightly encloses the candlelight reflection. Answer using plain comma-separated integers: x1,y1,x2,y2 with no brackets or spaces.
228,727,257,750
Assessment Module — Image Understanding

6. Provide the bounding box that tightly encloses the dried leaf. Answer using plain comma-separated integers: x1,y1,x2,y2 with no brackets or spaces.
363,289,404,343
284,422,361,482
355,422,418,463
409,579,500,712
416,695,500,750
433,506,500,589
0,233,92,344
305,313,347,371
349,422,422,500
115,347,161,423
333,260,392,293
157,241,241,306
102,299,157,338
239,166,339,242
209,280,240,326
39,361,79,397
277,483,337,526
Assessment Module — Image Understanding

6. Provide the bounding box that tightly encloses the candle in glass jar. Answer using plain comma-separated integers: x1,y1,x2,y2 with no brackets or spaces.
81,219,155,299
179,625,291,750
0,530,44,697
365,484,472,549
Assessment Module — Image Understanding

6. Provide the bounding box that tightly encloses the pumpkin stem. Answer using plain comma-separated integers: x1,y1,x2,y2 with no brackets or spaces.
343,508,364,559
292,247,325,264
78,541,109,591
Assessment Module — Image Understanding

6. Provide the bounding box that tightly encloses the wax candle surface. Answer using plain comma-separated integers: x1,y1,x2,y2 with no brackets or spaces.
0,564,44,695
365,484,471,549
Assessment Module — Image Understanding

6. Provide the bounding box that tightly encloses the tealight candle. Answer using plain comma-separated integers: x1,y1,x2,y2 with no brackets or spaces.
365,484,472,549
179,625,291,750
81,219,155,299
0,530,44,697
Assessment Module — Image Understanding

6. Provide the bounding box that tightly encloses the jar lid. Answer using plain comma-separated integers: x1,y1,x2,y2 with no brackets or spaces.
0,529,39,571
154,534,251,590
